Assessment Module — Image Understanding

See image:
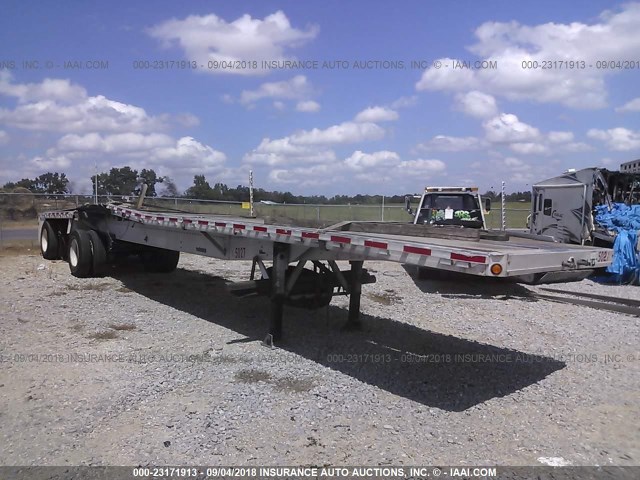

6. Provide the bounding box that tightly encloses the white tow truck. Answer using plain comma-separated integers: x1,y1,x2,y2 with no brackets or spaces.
38,197,612,341
406,186,490,229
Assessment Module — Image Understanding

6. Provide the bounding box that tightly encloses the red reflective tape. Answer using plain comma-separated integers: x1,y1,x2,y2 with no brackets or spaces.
156,216,164,221
365,240,388,249
451,253,486,263
198,220,209,226
169,217,178,222
182,219,192,224
403,245,432,256
276,228,292,235
144,215,152,220
233,224,246,230
215,222,227,227
302,231,320,239
330,235,351,244
253,226,268,232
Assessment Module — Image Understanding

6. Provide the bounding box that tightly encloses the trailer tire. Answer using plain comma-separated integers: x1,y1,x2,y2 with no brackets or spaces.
141,247,180,273
87,230,107,276
40,221,60,260
68,230,93,278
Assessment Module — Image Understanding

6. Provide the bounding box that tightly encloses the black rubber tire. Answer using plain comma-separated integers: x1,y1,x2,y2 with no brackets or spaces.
40,221,60,260
68,230,93,278
140,247,180,273
87,230,107,276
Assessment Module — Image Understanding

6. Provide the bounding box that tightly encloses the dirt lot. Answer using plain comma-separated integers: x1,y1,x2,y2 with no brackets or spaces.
0,253,638,466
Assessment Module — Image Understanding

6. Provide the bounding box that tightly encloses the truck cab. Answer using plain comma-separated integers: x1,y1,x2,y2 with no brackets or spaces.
406,186,490,229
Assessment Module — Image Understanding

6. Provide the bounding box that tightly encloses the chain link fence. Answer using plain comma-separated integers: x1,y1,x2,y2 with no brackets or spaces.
0,193,530,248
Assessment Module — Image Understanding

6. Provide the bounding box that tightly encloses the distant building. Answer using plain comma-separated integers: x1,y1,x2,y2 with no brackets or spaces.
620,159,640,173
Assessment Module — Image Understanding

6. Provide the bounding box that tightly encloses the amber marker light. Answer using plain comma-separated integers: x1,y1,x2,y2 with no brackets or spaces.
490,264,503,275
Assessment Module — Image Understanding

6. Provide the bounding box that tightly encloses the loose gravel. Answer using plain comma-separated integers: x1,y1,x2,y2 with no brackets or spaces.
0,253,638,466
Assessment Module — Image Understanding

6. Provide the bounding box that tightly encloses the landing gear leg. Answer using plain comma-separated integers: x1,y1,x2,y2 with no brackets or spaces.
268,242,289,342
345,260,363,330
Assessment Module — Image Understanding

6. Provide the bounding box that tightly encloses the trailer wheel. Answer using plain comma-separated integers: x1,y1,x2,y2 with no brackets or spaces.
40,221,60,260
141,247,180,273
68,230,93,278
87,230,107,276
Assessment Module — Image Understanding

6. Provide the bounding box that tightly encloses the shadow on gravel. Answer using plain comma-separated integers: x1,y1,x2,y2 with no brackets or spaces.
115,266,565,412
402,265,537,301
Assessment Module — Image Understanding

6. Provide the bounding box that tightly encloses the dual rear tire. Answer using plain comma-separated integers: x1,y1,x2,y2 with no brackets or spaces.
66,229,179,277
40,221,61,260
68,230,102,278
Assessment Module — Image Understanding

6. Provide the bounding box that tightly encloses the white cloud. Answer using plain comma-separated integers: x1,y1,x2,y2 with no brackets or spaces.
268,163,337,188
455,91,497,118
547,131,574,143
147,11,318,76
616,98,640,113
0,72,87,104
344,150,399,171
416,3,640,108
153,136,227,171
174,113,200,127
30,155,72,171
0,130,8,145
509,142,549,155
483,113,540,143
49,132,227,181
397,159,446,175
416,135,486,152
559,142,593,152
416,57,476,92
290,121,385,145
587,127,640,151
245,113,390,190
240,75,312,104
503,157,531,171
354,106,399,123
56,132,174,153
245,119,385,167
243,137,336,166
296,100,320,112
390,96,418,109
0,76,167,134
273,101,285,110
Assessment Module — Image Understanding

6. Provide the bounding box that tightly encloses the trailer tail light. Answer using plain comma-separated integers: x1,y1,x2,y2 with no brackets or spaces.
490,264,503,275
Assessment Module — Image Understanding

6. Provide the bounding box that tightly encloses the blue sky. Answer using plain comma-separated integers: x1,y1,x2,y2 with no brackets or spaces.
0,0,639,195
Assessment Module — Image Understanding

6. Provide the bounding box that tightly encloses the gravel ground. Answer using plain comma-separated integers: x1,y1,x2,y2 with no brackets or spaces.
0,253,638,466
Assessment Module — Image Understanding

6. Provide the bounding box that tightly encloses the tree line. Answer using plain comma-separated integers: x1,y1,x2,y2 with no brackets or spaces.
2,167,533,204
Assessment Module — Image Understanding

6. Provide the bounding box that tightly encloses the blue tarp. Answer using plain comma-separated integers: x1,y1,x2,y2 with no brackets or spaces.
595,203,640,231
594,203,640,284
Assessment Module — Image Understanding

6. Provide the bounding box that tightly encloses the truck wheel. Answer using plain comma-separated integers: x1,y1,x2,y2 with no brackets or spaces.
40,221,60,260
141,247,180,273
88,230,107,276
68,230,93,278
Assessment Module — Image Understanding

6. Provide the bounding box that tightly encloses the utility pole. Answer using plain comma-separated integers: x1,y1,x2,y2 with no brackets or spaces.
501,181,506,230
249,170,254,217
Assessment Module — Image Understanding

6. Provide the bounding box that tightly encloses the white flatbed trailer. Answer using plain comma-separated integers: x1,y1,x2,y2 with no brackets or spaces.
39,203,613,341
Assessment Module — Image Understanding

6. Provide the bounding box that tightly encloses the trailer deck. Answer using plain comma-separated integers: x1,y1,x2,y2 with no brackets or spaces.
39,203,613,341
